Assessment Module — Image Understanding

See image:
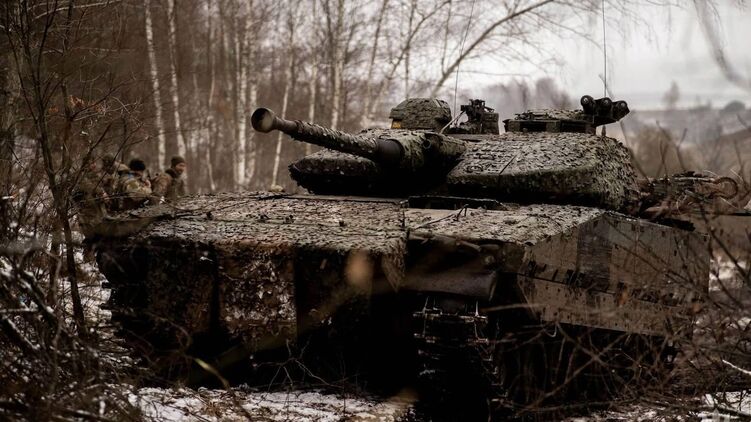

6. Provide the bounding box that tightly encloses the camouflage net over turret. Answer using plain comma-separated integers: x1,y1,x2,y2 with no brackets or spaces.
254,95,639,212
504,95,630,134
446,131,641,212
388,98,452,131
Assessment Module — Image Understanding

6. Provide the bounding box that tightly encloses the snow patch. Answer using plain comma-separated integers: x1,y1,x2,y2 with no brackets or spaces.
130,387,415,421
710,259,748,292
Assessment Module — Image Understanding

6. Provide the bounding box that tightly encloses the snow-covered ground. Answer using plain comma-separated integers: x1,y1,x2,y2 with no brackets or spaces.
563,393,751,422
129,387,416,421
710,258,748,293
126,386,751,421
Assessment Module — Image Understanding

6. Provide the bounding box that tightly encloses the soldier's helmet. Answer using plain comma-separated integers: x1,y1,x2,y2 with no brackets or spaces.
388,98,452,131
101,153,116,168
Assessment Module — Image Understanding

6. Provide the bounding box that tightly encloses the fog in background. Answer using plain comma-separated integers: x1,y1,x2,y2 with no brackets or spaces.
462,0,751,113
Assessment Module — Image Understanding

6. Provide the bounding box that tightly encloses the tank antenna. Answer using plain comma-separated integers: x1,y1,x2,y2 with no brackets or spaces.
453,0,477,120
600,0,608,136
601,0,607,98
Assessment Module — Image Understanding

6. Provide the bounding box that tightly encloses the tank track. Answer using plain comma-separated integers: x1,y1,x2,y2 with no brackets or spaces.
412,295,680,420
413,296,508,418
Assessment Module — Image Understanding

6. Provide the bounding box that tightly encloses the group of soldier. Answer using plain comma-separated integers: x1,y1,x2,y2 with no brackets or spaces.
75,154,187,237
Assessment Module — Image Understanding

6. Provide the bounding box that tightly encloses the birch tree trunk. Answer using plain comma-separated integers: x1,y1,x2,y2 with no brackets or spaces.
359,0,388,128
166,0,187,162
245,14,260,183
218,0,237,186
271,4,300,187
270,61,292,187
236,13,249,188
232,13,242,187
404,0,416,99
186,5,202,191
144,0,167,168
306,49,317,155
330,56,342,129
204,0,216,192
247,59,258,183
328,0,345,130
0,52,18,242
306,0,319,152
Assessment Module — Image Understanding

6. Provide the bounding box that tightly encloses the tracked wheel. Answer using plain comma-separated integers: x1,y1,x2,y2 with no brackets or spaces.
412,295,678,421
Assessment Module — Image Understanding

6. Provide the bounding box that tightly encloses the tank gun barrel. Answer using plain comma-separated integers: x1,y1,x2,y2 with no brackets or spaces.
251,108,403,166
251,107,466,172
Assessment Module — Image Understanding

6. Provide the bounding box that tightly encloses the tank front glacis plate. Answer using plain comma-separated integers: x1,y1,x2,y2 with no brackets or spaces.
97,193,409,352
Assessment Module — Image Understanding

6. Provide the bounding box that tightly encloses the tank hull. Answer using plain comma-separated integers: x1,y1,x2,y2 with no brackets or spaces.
96,192,708,412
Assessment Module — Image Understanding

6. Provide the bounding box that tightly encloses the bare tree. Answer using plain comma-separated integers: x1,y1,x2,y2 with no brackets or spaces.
364,0,448,125
0,1,146,419
324,0,345,130
403,0,418,98
429,0,556,97
694,0,751,93
306,0,321,154
145,0,167,168
236,0,266,188
359,0,389,128
0,51,19,244
235,6,250,188
166,0,188,161
8,1,88,331
271,1,302,188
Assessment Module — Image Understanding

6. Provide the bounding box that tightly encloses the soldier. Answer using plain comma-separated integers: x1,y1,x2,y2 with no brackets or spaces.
73,159,108,238
116,158,153,210
152,156,187,202
101,153,129,205
101,153,130,174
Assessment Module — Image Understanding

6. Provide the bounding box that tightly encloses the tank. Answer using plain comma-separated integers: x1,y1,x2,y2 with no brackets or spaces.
96,97,715,419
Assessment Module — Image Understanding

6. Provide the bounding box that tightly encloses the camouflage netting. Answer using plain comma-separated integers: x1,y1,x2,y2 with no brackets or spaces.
388,98,452,131
509,109,588,122
97,193,408,351
447,133,640,211
99,196,607,324
97,191,708,365
285,129,639,212
290,129,465,195
291,150,382,184
98,194,609,352
406,204,604,246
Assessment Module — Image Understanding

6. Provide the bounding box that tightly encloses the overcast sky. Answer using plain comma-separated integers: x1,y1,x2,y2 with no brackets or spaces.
464,1,751,110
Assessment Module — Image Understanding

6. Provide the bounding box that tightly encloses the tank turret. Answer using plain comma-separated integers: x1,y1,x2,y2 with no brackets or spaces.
251,95,640,211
